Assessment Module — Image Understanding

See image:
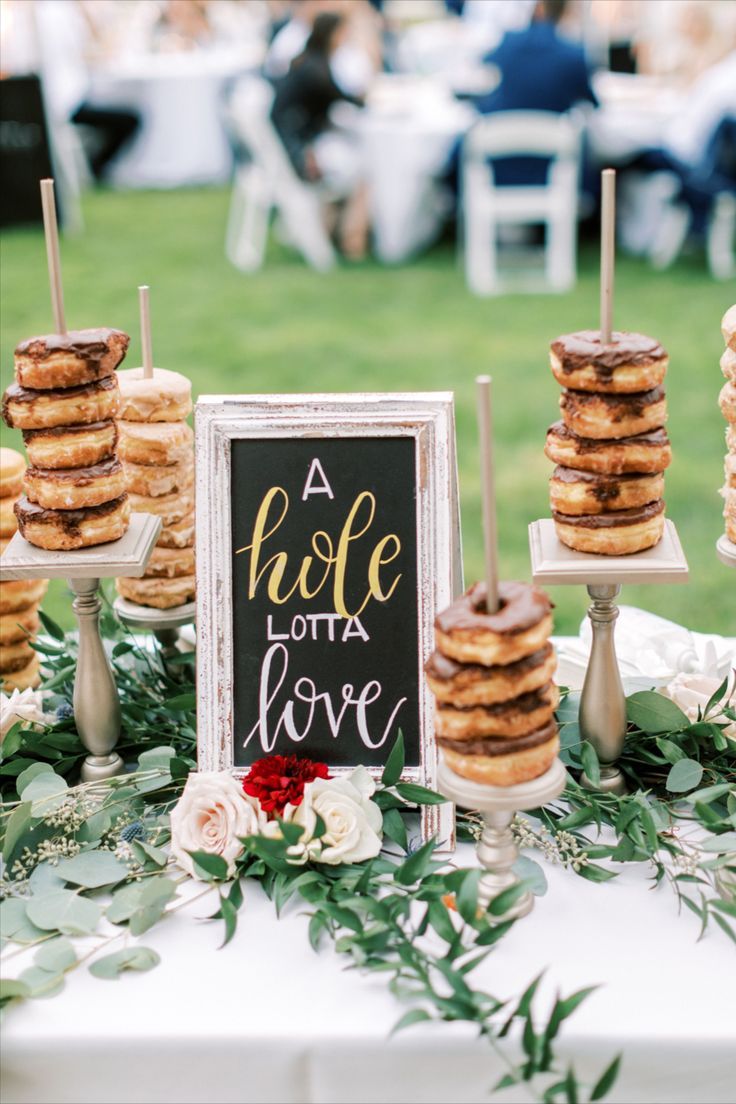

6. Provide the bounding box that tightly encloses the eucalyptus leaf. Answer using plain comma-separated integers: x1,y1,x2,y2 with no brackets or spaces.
26,890,101,936
138,746,177,770
626,691,689,734
55,851,128,889
18,965,65,999
701,832,736,853
2,801,34,863
16,762,54,795
106,882,146,925
23,772,69,814
665,758,704,794
1,898,45,944
0,978,31,1004
35,936,76,973
580,741,601,787
89,946,160,980
190,851,229,882
512,856,548,897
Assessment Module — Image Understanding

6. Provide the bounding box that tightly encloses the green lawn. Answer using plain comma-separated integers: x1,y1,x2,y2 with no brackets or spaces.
1,186,732,635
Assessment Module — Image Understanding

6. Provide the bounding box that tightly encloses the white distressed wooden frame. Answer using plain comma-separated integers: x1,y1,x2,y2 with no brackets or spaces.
195,393,462,849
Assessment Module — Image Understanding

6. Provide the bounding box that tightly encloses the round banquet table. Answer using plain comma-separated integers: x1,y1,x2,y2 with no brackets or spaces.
87,47,259,188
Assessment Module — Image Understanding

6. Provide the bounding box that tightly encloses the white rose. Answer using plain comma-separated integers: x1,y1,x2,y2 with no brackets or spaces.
0,688,49,741
170,772,266,879
288,766,383,865
659,673,736,738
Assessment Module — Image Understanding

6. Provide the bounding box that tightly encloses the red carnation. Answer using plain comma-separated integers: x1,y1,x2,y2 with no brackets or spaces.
242,754,330,817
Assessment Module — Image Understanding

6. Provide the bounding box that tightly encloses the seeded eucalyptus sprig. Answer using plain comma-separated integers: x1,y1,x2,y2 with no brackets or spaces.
534,679,736,940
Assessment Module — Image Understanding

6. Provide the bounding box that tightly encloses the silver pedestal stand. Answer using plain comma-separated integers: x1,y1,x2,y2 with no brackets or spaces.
529,519,689,795
438,758,566,921
1,514,161,782
113,596,195,662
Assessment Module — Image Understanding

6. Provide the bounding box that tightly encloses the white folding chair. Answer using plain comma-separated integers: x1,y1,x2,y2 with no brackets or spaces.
461,111,581,295
224,77,336,273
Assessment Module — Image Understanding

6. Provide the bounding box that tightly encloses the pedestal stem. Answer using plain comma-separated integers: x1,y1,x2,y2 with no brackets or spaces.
579,584,627,794
477,810,533,920
69,578,124,782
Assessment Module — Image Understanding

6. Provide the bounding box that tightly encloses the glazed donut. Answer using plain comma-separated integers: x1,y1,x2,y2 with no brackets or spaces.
722,304,736,352
719,381,736,424
128,487,194,526
0,448,25,499
14,494,130,551
117,367,192,423
549,466,664,516
117,420,193,465
0,638,35,675
123,454,194,497
14,328,129,390
721,348,736,384
22,421,118,470
439,721,560,786
0,606,40,645
0,495,19,538
550,330,668,394
0,652,40,691
722,484,736,521
436,681,559,740
2,376,120,430
143,544,195,578
560,386,666,440
24,458,126,511
725,453,736,490
157,510,195,549
426,642,556,707
0,579,48,615
553,499,665,555
435,581,553,667
728,425,736,453
545,422,672,475
116,573,195,609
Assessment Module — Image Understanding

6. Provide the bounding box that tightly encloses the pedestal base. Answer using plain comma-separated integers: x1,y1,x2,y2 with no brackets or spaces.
438,759,566,922
716,534,736,569
81,752,125,782
580,764,626,795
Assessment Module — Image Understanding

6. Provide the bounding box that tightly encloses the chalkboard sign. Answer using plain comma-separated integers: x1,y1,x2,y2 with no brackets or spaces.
196,394,461,845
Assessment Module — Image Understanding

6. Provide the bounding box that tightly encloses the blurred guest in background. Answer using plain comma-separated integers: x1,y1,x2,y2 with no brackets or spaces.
265,0,379,95
153,0,214,51
271,11,369,258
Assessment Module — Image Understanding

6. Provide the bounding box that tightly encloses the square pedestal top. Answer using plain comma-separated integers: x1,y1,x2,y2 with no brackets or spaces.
529,518,689,586
0,513,162,580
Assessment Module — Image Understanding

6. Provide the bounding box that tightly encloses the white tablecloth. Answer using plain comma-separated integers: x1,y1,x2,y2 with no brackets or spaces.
3,831,734,1103
88,48,256,188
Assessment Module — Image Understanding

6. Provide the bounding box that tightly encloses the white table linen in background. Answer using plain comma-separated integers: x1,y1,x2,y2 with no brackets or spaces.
87,47,258,188
3,827,734,1103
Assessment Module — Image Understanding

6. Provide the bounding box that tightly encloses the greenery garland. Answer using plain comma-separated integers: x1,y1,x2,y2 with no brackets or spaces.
1,612,734,1103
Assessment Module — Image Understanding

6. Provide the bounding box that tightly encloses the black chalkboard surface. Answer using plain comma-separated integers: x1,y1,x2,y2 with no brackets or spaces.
230,436,420,768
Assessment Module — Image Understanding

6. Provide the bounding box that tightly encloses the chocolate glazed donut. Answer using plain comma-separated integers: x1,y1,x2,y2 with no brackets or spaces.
549,466,665,516
559,385,667,440
545,422,672,475
434,580,554,667
553,499,666,555
14,328,130,390
550,330,668,393
3,376,120,430
439,720,560,786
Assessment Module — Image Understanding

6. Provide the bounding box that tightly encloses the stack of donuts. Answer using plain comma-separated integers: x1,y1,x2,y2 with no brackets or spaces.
2,330,131,550
720,305,736,545
0,447,47,691
425,580,559,786
115,367,195,609
545,331,672,555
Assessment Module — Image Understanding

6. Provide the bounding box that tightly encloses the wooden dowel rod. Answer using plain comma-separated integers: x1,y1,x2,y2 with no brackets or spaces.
600,168,616,344
40,179,66,333
138,285,154,379
476,375,500,614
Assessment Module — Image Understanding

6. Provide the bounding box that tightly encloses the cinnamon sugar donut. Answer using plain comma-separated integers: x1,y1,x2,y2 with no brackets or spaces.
550,466,664,516
116,574,195,609
123,454,194,497
117,420,193,465
117,367,192,422
128,487,194,526
15,494,130,550
0,606,40,645
719,381,736,424
553,499,665,555
0,579,48,615
157,510,195,549
434,581,553,667
0,495,19,538
143,544,195,578
560,386,667,439
722,304,736,352
2,377,120,430
0,652,40,691
426,642,556,707
0,638,35,675
439,721,560,786
550,330,668,393
14,328,129,390
721,348,736,384
22,421,118,470
24,458,126,510
436,681,559,740
545,422,672,475
0,448,25,498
